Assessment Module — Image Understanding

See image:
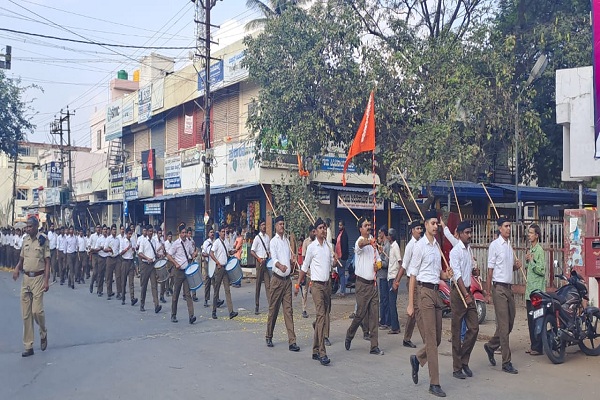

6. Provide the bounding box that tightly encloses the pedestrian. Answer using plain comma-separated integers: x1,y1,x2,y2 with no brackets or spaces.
105,225,121,299
47,223,58,282
65,226,77,289
377,227,391,330
408,210,453,398
89,225,101,293
483,217,522,374
185,227,200,302
57,227,67,284
386,228,401,334
167,225,196,324
137,225,162,314
231,227,244,288
76,228,87,284
525,223,546,356
265,215,299,351
202,228,222,308
119,228,138,306
300,225,316,319
210,226,238,320
345,217,383,356
334,219,349,297
12,217,50,357
250,219,270,315
400,220,423,348
295,217,334,365
449,220,479,380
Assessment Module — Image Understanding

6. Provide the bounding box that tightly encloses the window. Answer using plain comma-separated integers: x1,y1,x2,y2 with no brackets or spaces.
16,188,28,201
96,129,102,150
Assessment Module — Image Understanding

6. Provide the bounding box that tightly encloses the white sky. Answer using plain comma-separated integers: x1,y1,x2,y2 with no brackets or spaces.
1,0,257,148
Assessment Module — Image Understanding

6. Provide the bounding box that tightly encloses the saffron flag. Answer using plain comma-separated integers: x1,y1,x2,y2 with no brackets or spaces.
297,153,309,177
342,91,376,185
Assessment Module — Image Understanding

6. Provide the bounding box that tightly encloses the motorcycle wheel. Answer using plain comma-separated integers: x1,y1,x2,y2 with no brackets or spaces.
476,300,486,325
541,314,566,364
331,279,339,295
578,312,600,356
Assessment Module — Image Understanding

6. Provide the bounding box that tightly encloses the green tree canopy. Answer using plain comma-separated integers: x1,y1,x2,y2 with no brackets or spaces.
0,71,36,155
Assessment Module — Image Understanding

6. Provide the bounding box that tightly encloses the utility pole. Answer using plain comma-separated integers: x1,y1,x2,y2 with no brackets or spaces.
50,108,75,224
0,45,11,70
11,142,18,226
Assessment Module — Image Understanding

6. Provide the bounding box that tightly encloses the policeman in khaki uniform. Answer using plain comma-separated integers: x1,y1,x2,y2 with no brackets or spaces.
13,217,51,357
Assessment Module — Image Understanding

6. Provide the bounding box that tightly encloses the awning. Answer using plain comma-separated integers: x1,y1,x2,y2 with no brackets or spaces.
428,180,503,199
319,184,374,194
89,199,123,206
492,183,597,204
139,184,258,202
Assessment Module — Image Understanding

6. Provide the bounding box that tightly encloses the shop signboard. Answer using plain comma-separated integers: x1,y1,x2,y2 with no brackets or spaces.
124,177,139,201
181,147,201,167
164,156,181,189
144,202,162,215
337,191,384,210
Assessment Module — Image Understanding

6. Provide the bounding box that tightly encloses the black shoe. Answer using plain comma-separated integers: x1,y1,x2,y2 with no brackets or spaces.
502,363,518,374
255,306,259,315
155,305,162,313
324,337,331,347
192,296,199,302
217,299,224,308
121,300,126,305
453,370,467,379
484,343,496,366
212,312,217,319
370,347,383,355
107,295,111,300
97,292,103,297
312,353,319,360
363,333,370,340
108,293,114,298
131,298,138,306
81,279,85,284
160,297,167,304
189,315,196,324
302,310,309,318
89,283,93,293
289,343,300,352
171,315,178,323
71,284,75,289
60,281,64,285
429,385,446,398
403,340,416,348
140,305,146,312
116,294,122,300
462,364,473,377
204,301,209,308
266,338,274,347
319,355,331,366
410,355,419,384
21,348,34,357
345,338,351,351
229,311,238,319
41,336,47,351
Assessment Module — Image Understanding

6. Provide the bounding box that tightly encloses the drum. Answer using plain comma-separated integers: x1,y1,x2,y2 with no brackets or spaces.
208,258,216,278
154,259,169,283
266,258,275,277
225,257,243,285
185,262,203,290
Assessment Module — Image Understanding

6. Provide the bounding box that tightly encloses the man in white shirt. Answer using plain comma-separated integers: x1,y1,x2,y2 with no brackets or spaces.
265,215,299,351
450,220,479,380
483,217,522,375
115,225,126,301
299,225,316,319
88,225,101,293
65,226,78,289
162,231,174,297
104,225,121,299
57,227,67,284
156,228,169,304
201,228,222,308
76,229,87,285
210,226,237,320
166,226,196,324
94,226,109,296
251,219,271,315
295,217,334,365
137,225,162,314
47,223,58,282
119,228,138,306
408,210,454,398
386,228,402,334
345,217,382,356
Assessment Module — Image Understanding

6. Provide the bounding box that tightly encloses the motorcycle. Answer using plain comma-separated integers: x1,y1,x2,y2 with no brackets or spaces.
438,277,486,324
529,269,600,364
331,257,356,294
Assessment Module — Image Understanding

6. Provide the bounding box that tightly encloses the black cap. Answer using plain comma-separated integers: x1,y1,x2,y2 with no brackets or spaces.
497,217,509,226
456,220,472,232
424,210,437,221
274,215,284,224
314,217,325,229
409,220,421,230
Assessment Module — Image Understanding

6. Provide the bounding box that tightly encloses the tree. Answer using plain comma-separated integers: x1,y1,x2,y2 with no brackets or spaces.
245,0,308,30
271,173,319,240
0,71,36,155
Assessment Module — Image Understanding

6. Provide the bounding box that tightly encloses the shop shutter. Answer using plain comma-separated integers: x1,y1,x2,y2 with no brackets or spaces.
151,121,166,158
165,112,178,156
122,133,134,156
133,129,150,162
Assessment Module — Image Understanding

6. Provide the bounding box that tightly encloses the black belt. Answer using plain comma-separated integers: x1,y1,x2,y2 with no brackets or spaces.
493,282,511,288
272,273,290,280
418,281,439,290
23,270,44,277
356,276,374,285
312,280,328,286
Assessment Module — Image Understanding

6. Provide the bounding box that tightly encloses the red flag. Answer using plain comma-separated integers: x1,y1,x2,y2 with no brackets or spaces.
342,91,375,185
297,153,309,177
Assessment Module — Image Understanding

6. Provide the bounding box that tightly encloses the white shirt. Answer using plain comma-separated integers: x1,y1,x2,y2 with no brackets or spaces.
450,240,472,287
107,235,120,258
409,236,442,284
403,236,420,277
57,235,67,253
169,238,189,270
251,231,271,259
130,233,137,249
77,236,87,252
302,238,333,282
164,240,173,257
387,240,402,281
65,235,78,254
269,233,292,278
89,232,99,252
97,235,109,258
443,226,459,247
201,238,214,261
48,230,57,250
211,237,230,266
354,236,380,281
138,236,159,262
488,235,514,284
13,235,23,250
121,237,134,260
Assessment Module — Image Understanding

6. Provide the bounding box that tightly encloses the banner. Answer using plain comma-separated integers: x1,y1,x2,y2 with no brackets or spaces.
164,156,181,189
124,177,139,201
46,161,62,181
181,147,201,167
138,84,152,123
144,203,162,215
141,149,156,180
337,191,383,210
198,60,224,92
105,99,123,141
184,115,194,135
122,95,135,124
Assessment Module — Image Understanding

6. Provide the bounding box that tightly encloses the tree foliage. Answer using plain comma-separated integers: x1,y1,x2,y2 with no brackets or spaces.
0,71,36,155
271,174,319,240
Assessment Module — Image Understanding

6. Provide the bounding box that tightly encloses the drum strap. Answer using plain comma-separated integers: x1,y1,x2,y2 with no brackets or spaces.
257,234,270,259
181,239,191,264
148,239,158,258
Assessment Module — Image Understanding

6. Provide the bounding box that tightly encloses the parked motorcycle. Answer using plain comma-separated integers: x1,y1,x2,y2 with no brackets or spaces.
529,270,600,364
438,278,486,324
331,257,356,294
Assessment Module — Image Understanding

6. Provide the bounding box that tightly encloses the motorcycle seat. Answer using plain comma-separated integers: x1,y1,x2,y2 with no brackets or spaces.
548,292,566,304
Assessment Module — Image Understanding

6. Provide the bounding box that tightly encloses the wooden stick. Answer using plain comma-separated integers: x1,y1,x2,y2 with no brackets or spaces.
260,183,278,216
512,243,527,283
297,200,343,268
397,167,424,220
297,201,315,225
449,175,462,221
337,195,359,221
436,242,467,308
86,209,96,226
480,182,499,219
298,199,316,224
397,193,413,222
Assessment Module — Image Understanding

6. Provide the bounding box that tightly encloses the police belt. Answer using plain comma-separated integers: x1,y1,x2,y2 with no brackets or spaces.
23,270,44,278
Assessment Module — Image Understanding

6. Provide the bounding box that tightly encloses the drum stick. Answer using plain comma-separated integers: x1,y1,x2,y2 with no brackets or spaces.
480,182,499,219
337,195,359,221
260,183,278,216
397,193,412,222
436,242,467,308
397,167,424,220
449,175,462,221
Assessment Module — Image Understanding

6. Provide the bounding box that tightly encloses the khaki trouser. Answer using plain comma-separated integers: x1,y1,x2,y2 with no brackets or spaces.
50,249,58,278
115,257,123,297
58,252,67,281
67,253,77,286
94,256,107,294
416,285,443,386
203,260,218,303
105,257,119,296
301,274,310,312
346,278,379,351
171,268,194,317
161,261,174,297
255,259,271,308
311,280,331,357
121,258,135,300
266,274,296,344
487,284,515,366
21,274,47,350
213,266,233,313
139,262,159,307
451,287,479,372
404,280,422,342
77,252,87,282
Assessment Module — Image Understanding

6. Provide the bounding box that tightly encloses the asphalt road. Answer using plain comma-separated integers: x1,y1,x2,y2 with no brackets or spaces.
1,271,599,400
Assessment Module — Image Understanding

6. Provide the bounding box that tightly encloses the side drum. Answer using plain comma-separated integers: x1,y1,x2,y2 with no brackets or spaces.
154,259,169,283
208,258,216,278
185,262,203,290
226,257,243,285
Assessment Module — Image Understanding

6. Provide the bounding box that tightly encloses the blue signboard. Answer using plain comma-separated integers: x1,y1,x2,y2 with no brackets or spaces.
320,156,356,173
197,60,224,92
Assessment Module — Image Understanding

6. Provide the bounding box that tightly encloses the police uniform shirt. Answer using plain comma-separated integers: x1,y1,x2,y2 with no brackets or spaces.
168,238,189,270
270,233,292,278
21,233,50,272
65,235,77,254
121,238,134,260
409,236,442,284
450,240,472,287
48,230,57,250
251,232,270,260
302,239,333,282
354,236,380,281
212,238,230,267
97,235,109,258
487,235,514,284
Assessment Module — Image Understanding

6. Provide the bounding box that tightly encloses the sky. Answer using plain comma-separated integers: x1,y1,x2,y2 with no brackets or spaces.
0,0,259,148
